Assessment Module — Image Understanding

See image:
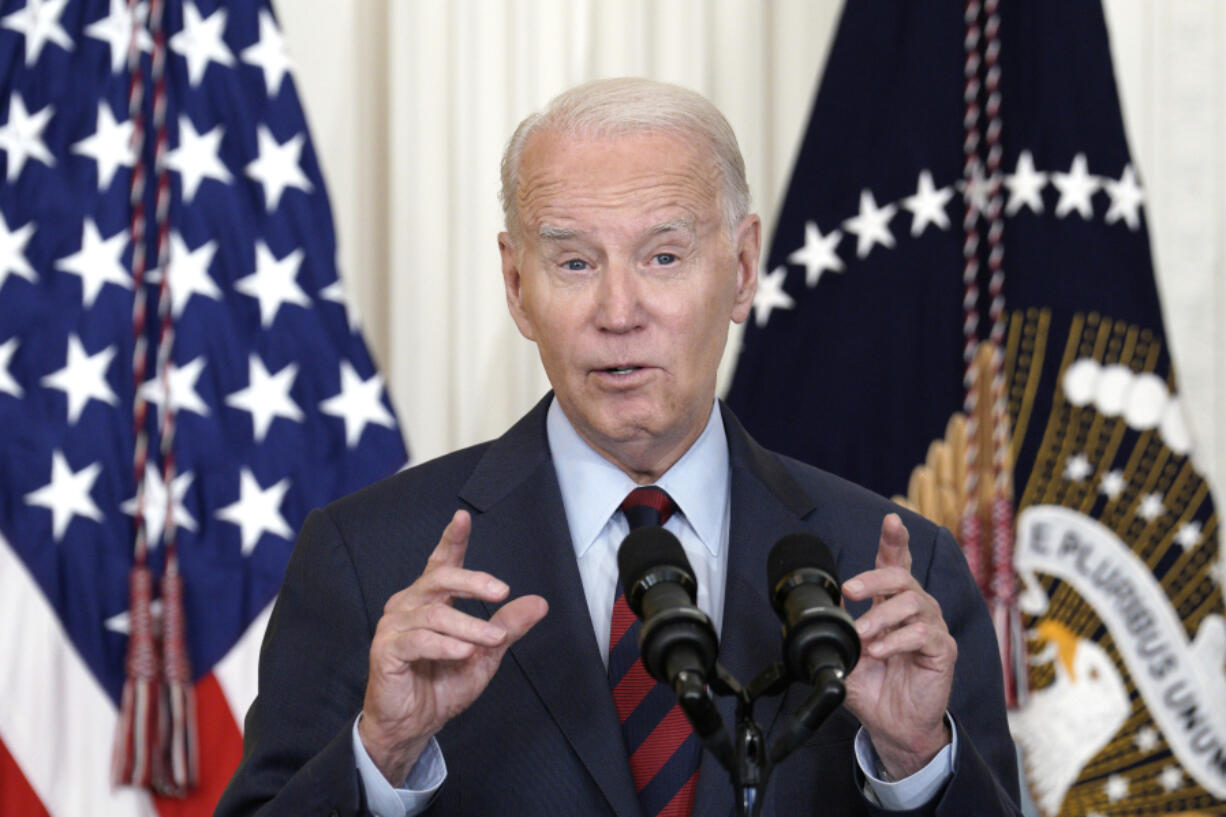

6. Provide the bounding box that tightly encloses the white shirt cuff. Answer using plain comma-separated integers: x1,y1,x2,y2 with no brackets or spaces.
854,716,957,810
352,716,447,817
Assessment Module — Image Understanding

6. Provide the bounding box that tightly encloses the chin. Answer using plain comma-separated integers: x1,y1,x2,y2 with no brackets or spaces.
589,413,661,445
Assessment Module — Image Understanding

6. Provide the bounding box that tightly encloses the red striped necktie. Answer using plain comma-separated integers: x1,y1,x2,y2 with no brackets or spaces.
608,487,701,817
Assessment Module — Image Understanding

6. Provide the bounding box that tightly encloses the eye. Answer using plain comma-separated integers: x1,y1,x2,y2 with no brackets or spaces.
563,259,589,271
653,253,678,266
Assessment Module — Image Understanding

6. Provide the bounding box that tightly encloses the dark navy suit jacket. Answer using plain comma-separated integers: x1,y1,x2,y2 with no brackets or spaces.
215,397,1022,816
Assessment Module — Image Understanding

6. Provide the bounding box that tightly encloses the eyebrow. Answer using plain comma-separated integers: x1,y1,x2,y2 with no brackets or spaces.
537,224,581,242
535,218,697,243
649,218,695,236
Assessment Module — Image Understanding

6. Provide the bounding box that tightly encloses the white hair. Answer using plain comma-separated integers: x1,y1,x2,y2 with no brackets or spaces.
499,77,751,239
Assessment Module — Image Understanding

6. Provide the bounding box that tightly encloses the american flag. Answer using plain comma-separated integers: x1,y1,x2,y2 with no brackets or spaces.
0,1,408,814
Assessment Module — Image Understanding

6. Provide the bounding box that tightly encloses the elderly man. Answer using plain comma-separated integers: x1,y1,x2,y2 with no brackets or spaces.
216,79,1020,817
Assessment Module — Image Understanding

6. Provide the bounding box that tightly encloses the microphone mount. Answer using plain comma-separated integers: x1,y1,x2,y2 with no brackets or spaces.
664,532,857,817
617,527,856,817
674,658,847,817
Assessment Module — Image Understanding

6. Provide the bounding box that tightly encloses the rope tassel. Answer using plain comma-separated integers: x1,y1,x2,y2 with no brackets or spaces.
155,567,198,795
113,0,197,795
958,0,1024,708
111,564,161,787
990,495,1024,708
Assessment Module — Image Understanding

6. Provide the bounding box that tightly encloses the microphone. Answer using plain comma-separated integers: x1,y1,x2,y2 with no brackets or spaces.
617,526,718,686
766,533,860,683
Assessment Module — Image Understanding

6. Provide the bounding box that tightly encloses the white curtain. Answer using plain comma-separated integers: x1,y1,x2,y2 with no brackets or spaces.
277,0,1226,508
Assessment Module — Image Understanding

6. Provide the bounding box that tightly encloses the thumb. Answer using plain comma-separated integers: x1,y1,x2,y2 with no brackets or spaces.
490,594,549,645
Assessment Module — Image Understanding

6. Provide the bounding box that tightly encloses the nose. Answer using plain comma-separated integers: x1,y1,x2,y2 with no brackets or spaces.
595,261,643,333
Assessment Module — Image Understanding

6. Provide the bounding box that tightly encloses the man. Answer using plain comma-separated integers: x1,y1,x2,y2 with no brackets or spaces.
216,78,1021,816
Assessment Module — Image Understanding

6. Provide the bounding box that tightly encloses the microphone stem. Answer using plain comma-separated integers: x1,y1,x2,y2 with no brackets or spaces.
674,670,734,768
768,666,846,765
732,715,767,817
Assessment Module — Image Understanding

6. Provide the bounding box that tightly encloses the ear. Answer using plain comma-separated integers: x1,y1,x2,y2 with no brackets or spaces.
500,231,537,341
729,214,761,324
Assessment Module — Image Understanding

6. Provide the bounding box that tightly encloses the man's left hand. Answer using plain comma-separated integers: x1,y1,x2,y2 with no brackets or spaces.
841,513,957,779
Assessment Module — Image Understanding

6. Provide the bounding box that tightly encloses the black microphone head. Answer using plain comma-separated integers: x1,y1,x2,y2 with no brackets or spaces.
768,533,859,681
765,534,843,610
617,526,696,615
767,533,838,588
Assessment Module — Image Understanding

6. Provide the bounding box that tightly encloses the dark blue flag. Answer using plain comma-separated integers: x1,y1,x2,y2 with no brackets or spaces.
0,1,407,813
727,2,1225,814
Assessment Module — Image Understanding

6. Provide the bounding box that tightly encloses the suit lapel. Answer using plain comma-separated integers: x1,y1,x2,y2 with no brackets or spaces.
693,406,818,817
459,396,640,817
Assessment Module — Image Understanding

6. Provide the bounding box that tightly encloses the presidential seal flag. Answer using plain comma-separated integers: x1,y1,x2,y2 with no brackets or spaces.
0,1,408,815
726,2,1225,815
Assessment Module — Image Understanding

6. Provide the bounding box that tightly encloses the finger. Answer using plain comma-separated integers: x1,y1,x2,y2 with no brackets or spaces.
875,513,911,571
387,603,508,648
842,565,917,603
425,509,472,570
382,628,477,664
853,589,935,642
490,594,549,644
862,621,928,660
385,565,509,612
862,621,956,665
418,565,510,603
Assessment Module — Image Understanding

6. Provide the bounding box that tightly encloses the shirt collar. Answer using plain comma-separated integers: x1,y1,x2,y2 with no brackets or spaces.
547,396,729,559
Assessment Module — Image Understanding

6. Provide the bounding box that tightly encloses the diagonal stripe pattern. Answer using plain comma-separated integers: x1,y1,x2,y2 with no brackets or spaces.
609,487,700,817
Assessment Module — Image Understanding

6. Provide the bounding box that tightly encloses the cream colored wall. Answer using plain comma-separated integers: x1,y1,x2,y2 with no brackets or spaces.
278,0,1226,512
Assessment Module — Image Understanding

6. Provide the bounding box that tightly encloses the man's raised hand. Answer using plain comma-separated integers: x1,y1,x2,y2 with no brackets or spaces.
358,510,549,784
841,513,957,779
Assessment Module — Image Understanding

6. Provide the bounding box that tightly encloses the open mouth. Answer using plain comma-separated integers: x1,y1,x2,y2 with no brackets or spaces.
602,365,642,375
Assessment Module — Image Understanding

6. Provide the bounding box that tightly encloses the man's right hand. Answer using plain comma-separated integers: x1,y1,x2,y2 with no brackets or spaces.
358,509,549,785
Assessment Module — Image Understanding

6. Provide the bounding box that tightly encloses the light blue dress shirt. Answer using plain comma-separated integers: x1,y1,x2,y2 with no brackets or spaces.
352,397,954,815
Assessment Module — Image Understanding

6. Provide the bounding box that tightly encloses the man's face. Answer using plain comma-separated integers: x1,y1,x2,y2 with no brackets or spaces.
500,129,759,481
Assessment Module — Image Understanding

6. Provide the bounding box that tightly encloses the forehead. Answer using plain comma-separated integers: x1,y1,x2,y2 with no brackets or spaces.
515,129,723,237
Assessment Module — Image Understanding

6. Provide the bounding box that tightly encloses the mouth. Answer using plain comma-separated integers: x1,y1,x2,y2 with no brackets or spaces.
592,363,655,384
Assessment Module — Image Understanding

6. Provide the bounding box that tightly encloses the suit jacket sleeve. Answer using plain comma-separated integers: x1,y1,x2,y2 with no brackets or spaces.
214,507,374,817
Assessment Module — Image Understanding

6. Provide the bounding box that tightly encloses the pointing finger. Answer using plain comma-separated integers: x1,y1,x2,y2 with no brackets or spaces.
426,510,472,569
875,513,911,571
